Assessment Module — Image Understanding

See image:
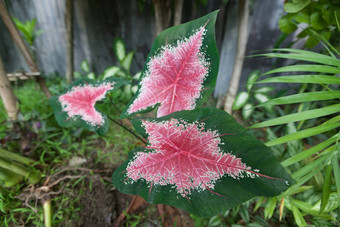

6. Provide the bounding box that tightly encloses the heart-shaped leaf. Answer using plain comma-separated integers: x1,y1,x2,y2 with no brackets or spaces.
50,78,126,135
122,11,219,118
113,108,293,217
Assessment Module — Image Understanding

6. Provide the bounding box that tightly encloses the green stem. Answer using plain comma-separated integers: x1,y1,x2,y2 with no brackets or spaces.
43,199,52,227
108,94,122,113
107,116,147,145
0,148,35,165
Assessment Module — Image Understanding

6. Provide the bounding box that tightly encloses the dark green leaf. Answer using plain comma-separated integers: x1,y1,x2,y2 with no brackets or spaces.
113,108,293,217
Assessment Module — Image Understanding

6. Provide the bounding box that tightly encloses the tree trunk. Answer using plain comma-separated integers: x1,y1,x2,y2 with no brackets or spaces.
0,1,51,98
223,0,249,114
152,0,172,35
65,0,74,84
0,58,18,120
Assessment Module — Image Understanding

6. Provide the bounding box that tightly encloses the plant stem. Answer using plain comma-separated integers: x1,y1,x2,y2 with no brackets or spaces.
43,199,52,227
108,94,122,113
107,116,146,145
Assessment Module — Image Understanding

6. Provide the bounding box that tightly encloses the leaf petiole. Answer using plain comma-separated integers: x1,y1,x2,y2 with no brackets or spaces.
107,116,146,145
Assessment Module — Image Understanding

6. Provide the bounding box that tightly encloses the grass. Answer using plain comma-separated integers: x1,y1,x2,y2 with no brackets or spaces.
0,78,139,226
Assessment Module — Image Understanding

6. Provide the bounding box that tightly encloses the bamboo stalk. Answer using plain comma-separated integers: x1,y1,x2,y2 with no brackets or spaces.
0,1,51,98
7,72,40,81
0,58,18,120
0,148,35,165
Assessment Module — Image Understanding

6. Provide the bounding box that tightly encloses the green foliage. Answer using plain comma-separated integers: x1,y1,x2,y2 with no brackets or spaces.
247,48,340,226
279,0,340,48
232,70,275,121
7,7,340,226
0,78,139,226
12,17,43,46
73,38,140,102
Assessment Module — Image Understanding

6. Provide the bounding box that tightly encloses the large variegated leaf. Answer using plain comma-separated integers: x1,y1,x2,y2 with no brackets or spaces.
121,11,219,118
50,78,126,135
113,108,293,217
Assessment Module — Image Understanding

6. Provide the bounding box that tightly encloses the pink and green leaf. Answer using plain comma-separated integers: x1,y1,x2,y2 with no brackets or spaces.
121,11,219,118
49,78,127,135
113,108,293,217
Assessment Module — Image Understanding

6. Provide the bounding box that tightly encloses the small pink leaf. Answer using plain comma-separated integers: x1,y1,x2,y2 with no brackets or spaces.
126,119,259,197
59,81,115,126
128,27,209,117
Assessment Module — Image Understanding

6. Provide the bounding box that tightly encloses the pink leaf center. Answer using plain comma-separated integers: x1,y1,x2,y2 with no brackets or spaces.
59,82,115,126
126,119,258,197
128,26,208,117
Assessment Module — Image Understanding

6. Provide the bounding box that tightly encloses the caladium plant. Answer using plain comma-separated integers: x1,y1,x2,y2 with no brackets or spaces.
49,77,126,135
121,11,219,118
50,10,293,218
113,108,293,216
